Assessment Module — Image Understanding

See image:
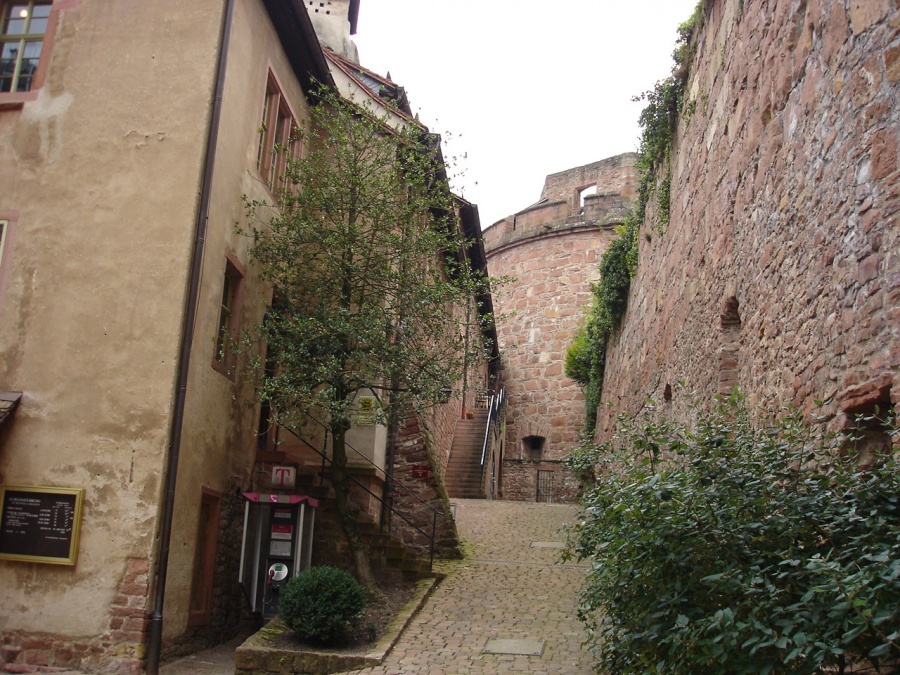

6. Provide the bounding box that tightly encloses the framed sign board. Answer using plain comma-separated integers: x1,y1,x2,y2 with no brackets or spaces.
0,486,85,565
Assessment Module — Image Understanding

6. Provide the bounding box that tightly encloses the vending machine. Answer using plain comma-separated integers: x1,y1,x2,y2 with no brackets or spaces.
238,493,318,620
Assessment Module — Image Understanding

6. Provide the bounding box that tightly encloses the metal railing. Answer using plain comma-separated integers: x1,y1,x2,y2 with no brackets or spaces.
480,388,506,497
286,415,445,569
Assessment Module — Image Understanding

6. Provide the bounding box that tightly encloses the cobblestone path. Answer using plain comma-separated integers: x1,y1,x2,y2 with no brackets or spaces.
162,499,594,674
338,498,594,674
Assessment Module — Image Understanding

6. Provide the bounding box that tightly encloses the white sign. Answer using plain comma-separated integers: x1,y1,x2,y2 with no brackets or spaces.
271,466,296,490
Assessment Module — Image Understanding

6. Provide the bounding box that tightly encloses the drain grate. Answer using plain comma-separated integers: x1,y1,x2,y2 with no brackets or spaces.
483,638,545,656
530,541,565,549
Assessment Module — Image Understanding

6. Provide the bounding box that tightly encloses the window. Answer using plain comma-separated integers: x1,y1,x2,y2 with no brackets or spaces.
0,220,8,269
0,213,15,320
188,488,220,626
213,257,244,377
522,435,545,461
257,72,299,190
578,184,597,207
1,1,51,94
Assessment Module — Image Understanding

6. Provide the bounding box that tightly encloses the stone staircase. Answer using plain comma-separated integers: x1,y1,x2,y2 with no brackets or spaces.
444,410,489,499
357,520,434,582
307,480,434,584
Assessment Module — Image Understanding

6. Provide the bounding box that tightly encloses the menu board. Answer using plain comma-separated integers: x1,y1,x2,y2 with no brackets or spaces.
0,486,85,565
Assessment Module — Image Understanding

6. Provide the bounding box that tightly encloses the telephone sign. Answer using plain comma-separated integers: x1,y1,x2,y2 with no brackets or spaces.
272,466,296,490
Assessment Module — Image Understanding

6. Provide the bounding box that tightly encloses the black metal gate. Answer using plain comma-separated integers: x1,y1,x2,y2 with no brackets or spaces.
536,470,554,503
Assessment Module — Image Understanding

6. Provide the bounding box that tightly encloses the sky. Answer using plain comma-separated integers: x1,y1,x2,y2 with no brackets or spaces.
354,0,700,228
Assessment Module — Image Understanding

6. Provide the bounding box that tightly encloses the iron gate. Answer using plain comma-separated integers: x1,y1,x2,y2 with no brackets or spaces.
536,470,554,503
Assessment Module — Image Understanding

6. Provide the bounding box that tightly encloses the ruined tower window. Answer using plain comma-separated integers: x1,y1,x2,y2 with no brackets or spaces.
0,0,51,94
578,184,597,208
717,296,742,396
663,383,673,402
522,435,545,460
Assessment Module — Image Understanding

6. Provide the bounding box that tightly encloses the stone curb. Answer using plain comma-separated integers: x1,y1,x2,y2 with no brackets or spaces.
234,575,442,675
362,575,442,663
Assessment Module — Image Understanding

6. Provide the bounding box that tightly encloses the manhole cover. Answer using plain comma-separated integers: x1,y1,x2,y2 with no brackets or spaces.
531,541,565,549
483,638,545,656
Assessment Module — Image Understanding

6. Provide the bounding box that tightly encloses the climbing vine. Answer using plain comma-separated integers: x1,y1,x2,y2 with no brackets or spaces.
565,2,702,433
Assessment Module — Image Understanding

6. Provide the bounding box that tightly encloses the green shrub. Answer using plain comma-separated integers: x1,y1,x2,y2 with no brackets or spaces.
563,440,605,490
279,566,366,645
566,397,900,674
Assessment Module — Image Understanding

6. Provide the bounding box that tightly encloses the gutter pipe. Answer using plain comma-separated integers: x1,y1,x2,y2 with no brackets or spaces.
145,0,236,671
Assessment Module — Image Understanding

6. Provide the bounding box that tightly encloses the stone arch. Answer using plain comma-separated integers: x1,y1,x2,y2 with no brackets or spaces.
516,420,551,460
717,296,742,396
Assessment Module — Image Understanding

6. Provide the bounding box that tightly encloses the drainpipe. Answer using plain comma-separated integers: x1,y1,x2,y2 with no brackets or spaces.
145,0,235,672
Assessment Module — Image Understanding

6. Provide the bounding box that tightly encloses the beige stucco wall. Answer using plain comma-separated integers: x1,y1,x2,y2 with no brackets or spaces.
160,0,316,639
0,0,224,637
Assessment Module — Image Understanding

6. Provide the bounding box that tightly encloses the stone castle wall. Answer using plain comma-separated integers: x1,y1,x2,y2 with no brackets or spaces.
598,0,899,436
484,154,637,500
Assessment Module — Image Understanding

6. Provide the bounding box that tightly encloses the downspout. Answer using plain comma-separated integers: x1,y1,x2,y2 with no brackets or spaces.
146,0,235,672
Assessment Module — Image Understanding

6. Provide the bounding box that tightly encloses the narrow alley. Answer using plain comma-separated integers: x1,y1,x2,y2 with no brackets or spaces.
162,499,594,674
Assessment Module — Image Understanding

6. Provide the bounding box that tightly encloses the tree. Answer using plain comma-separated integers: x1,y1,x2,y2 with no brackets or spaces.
243,88,492,588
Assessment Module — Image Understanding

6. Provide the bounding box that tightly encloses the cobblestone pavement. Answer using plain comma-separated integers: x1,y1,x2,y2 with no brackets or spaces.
338,498,594,674
162,499,594,674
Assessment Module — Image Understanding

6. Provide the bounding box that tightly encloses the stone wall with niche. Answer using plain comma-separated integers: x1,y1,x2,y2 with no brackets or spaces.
597,0,899,443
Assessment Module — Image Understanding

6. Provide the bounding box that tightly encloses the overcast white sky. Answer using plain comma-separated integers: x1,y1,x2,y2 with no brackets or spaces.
354,0,699,228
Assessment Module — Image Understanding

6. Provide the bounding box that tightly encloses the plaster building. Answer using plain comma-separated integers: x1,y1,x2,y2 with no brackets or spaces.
597,0,899,453
0,0,494,672
483,154,637,502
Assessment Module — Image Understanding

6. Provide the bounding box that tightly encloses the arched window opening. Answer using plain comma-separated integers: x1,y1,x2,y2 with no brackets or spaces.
578,184,597,208
522,435,545,461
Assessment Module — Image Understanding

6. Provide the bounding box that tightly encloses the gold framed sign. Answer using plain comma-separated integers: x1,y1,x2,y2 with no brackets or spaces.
0,485,85,565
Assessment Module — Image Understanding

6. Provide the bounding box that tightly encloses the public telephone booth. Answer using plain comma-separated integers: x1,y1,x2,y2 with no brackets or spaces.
239,493,318,620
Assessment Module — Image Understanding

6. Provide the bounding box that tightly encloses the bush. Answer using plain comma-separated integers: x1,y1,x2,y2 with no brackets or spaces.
565,397,900,674
279,566,366,645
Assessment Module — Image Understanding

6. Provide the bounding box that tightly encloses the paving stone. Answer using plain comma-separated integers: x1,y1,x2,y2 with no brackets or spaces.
158,499,594,675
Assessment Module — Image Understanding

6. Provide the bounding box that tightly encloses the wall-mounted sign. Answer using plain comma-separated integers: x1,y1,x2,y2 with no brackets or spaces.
356,396,376,426
271,466,296,490
411,464,429,479
0,486,85,565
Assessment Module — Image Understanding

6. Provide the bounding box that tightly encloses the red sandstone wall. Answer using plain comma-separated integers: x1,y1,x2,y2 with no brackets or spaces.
488,229,615,463
598,0,899,435
485,155,639,501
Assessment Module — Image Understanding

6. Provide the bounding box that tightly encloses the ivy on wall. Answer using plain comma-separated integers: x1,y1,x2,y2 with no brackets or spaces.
565,3,703,433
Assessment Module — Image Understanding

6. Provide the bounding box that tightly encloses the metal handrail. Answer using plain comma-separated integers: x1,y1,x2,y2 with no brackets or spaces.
305,413,443,517
480,388,505,467
279,415,444,568
479,389,505,495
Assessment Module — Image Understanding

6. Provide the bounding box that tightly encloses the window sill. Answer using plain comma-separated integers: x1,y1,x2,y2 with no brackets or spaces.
0,90,38,110
211,356,237,380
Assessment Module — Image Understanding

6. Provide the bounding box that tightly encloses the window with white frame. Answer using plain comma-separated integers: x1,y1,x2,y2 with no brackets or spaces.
0,1,52,93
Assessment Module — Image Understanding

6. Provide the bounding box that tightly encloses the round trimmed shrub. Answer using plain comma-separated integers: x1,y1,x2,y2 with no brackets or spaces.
279,566,366,645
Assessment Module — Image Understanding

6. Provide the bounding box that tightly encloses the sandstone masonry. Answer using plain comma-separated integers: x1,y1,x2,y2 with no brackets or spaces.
484,154,638,501
598,0,899,442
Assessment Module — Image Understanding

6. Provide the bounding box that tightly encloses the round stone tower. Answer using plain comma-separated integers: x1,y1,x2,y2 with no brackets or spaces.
483,153,638,502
